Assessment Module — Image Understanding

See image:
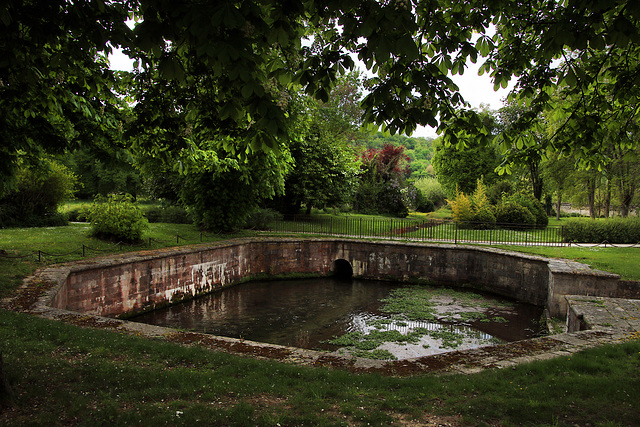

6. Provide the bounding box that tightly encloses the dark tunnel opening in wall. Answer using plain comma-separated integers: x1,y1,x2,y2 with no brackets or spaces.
331,259,353,280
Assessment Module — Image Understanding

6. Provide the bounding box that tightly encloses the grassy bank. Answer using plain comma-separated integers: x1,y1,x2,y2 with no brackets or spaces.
1,309,638,426
495,245,640,281
1,223,639,425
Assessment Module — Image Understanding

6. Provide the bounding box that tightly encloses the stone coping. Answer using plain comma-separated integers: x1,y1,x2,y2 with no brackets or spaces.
4,238,640,376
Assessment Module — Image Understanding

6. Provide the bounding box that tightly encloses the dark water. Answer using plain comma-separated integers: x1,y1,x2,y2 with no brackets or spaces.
130,278,544,358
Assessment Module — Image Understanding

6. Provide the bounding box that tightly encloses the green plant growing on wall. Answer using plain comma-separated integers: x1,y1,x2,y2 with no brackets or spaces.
88,194,149,242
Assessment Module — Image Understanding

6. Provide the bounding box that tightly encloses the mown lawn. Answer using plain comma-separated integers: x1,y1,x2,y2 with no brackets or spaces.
1,223,639,426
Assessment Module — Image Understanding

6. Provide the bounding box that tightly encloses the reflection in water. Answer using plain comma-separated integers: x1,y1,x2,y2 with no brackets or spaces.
130,278,544,359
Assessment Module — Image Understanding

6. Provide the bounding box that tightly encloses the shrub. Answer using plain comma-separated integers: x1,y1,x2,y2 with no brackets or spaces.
506,194,548,227
87,194,149,242
144,206,163,223
487,180,513,205
162,206,192,224
470,206,497,229
376,179,409,218
414,190,435,213
495,203,536,227
448,191,474,223
243,208,282,230
144,205,192,224
447,181,496,229
562,218,640,244
0,157,76,227
66,208,88,222
414,177,447,208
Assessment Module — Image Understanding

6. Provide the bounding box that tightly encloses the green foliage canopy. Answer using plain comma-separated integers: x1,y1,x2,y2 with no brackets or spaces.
0,156,76,227
432,136,500,196
3,0,640,188
0,0,130,195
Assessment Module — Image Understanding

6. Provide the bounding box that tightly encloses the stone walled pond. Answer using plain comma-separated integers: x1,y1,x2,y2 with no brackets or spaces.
12,237,640,375
130,277,545,360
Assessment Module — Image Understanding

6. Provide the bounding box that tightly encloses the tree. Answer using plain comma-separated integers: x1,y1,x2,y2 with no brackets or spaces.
4,0,640,189
542,152,577,220
0,156,77,227
471,1,640,168
0,0,130,195
272,88,361,215
64,148,142,199
611,144,640,217
432,135,500,197
497,100,547,200
353,144,414,216
178,146,291,231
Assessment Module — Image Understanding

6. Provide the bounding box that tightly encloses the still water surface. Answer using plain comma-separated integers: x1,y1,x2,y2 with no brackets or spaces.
131,278,544,359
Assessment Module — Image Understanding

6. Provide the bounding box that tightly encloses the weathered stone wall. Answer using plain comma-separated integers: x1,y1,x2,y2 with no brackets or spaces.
48,238,637,319
334,241,550,306
52,240,336,317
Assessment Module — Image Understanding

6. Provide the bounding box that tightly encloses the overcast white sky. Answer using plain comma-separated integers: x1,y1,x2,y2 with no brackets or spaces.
109,49,514,139
411,60,514,138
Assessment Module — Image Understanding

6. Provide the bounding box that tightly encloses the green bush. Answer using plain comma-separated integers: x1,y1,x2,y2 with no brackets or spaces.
562,218,640,243
243,208,282,230
469,206,497,229
415,191,435,213
162,206,192,224
506,194,548,227
66,208,88,222
0,157,76,227
495,203,536,227
448,191,474,223
143,206,163,223
88,194,149,242
487,180,513,205
144,205,192,224
448,181,495,229
413,177,447,208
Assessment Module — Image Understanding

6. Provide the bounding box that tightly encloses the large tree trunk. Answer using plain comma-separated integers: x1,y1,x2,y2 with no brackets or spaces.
529,162,543,201
604,179,611,218
556,192,562,221
587,177,597,219
619,185,635,218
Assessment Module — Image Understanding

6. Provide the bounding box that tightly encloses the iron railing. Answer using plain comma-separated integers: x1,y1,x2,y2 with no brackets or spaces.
269,216,566,247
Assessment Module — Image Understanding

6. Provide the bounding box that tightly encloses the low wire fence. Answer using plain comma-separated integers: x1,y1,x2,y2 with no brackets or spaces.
0,233,214,262
270,216,567,247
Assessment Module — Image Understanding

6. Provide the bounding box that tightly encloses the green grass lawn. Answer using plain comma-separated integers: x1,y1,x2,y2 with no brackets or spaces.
1,223,639,425
495,245,640,281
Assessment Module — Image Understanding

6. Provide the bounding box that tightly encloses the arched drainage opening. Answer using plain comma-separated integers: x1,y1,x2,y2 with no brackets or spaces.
331,259,353,280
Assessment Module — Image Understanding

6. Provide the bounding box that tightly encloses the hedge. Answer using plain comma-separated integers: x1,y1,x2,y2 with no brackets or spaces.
562,217,640,244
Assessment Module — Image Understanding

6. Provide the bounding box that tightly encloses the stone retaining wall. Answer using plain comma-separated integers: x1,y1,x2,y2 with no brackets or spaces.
46,238,638,319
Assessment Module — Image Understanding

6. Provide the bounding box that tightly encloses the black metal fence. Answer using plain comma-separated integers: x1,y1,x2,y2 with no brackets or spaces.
270,216,567,247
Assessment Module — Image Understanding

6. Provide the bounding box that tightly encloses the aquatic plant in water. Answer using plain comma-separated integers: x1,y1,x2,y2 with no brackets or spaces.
326,285,511,359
